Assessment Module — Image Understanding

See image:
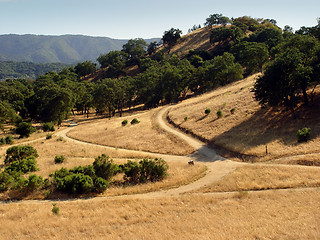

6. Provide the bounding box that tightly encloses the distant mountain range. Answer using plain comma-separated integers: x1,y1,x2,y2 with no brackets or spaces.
0,34,160,64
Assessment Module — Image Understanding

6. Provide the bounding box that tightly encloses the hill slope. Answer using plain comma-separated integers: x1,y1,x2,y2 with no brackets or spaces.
0,34,159,64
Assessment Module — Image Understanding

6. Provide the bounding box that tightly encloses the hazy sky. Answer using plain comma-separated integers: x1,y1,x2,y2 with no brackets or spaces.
0,0,319,39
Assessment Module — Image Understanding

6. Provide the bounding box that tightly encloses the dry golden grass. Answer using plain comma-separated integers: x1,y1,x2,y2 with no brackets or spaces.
198,164,320,193
168,74,320,161
68,107,194,155
0,189,319,239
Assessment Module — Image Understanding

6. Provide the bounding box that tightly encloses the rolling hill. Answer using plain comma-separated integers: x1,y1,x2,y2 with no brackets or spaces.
0,34,159,64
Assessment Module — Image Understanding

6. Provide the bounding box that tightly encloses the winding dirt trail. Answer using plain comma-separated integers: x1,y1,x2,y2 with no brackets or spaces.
52,105,241,199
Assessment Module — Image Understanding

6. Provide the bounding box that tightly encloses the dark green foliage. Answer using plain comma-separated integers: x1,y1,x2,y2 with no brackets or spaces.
130,118,140,125
75,61,96,77
123,158,169,184
25,174,43,191
42,122,55,132
16,122,36,138
205,108,211,115
55,173,94,194
230,108,236,114
54,155,65,164
297,128,311,142
162,28,182,52
4,156,38,174
0,135,13,145
5,145,38,164
93,154,119,181
210,26,244,45
123,160,141,183
69,165,96,179
46,133,53,139
5,135,13,144
204,13,232,27
121,120,128,126
217,110,223,118
0,171,14,192
94,177,109,193
52,203,60,215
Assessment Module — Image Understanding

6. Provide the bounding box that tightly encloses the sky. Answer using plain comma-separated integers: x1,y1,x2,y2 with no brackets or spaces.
0,0,319,39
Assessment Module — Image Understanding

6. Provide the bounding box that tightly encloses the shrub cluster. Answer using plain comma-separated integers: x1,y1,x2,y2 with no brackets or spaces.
217,110,223,118
54,155,65,164
0,135,13,145
122,158,168,184
130,118,140,125
42,122,55,132
205,108,211,115
16,122,36,138
121,120,128,126
50,154,118,194
0,145,42,192
297,127,311,142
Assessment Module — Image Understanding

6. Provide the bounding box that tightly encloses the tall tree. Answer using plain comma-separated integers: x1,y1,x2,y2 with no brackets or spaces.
122,38,147,66
162,28,182,53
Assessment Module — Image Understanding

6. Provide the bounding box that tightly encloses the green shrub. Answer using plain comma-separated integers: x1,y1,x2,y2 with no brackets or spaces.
46,133,53,139
42,122,55,132
11,176,28,190
0,138,5,145
5,135,13,144
69,165,96,179
297,128,311,142
5,145,39,164
123,158,169,184
55,173,94,194
52,203,60,215
25,174,43,191
121,120,128,126
4,156,38,174
123,160,141,183
0,172,14,192
139,158,168,183
230,108,236,114
130,118,140,125
217,110,223,118
93,154,119,181
184,116,188,121
204,108,211,115
16,122,36,138
94,177,109,193
54,155,65,164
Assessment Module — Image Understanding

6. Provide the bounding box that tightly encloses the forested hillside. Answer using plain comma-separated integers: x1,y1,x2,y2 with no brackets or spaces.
0,34,159,63
0,61,69,80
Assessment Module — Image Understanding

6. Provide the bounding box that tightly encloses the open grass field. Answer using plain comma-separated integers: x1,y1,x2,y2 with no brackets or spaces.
67,107,194,155
168,74,320,161
0,189,319,239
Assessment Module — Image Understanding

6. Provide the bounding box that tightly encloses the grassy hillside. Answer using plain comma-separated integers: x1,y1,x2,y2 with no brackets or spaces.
0,34,159,64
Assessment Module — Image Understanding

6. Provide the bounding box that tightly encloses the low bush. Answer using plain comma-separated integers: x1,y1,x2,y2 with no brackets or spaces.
230,108,236,114
52,203,60,215
4,156,39,174
54,155,65,164
5,145,39,164
42,122,55,132
0,171,14,192
94,177,109,193
93,154,120,181
184,116,188,121
217,110,223,118
25,174,43,191
121,120,128,126
0,136,13,145
16,122,36,138
130,118,140,125
46,133,53,139
204,108,211,115
55,173,94,194
297,127,311,142
123,158,168,184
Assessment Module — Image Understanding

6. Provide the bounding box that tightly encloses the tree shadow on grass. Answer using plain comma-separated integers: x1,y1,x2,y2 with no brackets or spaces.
210,98,320,156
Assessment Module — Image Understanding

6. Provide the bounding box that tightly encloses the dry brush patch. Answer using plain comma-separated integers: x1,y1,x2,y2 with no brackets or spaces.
67,107,194,155
197,164,320,193
0,190,319,239
168,74,320,161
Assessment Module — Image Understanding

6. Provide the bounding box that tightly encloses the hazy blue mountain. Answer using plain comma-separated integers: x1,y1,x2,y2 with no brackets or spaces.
0,34,159,64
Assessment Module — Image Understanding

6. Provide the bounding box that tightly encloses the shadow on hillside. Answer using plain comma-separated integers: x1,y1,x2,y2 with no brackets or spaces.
210,98,320,155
